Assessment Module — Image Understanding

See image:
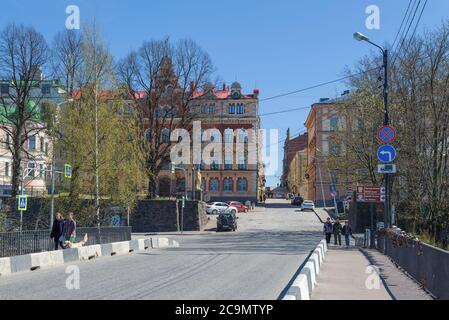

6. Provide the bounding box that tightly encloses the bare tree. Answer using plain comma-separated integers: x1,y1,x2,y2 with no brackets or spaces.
51,29,83,97
117,38,214,197
0,24,49,198
329,21,449,245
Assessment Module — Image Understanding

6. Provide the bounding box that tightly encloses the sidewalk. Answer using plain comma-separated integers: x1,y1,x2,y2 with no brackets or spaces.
311,244,432,300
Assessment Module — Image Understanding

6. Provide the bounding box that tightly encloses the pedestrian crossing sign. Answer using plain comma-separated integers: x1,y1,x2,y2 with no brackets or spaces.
64,163,72,179
18,195,28,211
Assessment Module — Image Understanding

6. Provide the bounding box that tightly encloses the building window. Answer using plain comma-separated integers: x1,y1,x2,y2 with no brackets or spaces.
330,118,339,131
163,107,170,118
40,137,45,152
224,156,232,170
210,160,219,171
29,135,36,151
224,129,233,143
209,104,216,114
4,162,9,177
237,178,248,192
238,129,248,143
209,178,219,192
45,142,49,155
228,103,236,114
200,160,205,171
238,157,247,170
41,84,51,95
162,128,170,143
201,178,206,191
0,83,9,95
223,178,233,193
177,178,186,192
155,108,161,118
236,103,244,114
201,105,208,113
28,163,35,177
39,164,44,178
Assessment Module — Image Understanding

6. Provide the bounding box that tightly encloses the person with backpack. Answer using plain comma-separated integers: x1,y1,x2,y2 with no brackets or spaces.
333,218,343,246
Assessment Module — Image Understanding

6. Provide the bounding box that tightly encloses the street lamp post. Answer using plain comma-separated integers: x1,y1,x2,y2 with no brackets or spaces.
49,99,73,228
354,32,390,228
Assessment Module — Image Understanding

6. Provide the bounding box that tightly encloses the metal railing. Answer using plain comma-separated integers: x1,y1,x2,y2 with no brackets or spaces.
0,226,132,258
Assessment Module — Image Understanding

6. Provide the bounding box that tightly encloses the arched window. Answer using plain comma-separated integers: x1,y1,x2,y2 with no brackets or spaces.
237,178,248,192
238,129,248,143
162,128,170,143
224,129,233,143
223,178,233,193
144,129,152,142
209,178,219,192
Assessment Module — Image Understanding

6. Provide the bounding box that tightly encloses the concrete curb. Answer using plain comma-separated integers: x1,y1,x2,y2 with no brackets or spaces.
282,239,328,300
0,237,179,277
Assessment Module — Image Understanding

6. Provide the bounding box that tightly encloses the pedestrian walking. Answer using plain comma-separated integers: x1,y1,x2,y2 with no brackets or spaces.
342,221,353,246
333,218,343,246
323,217,333,244
50,212,65,250
62,212,77,246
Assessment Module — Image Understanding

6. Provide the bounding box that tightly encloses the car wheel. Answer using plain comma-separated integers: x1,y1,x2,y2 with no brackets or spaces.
212,209,218,215
231,209,236,214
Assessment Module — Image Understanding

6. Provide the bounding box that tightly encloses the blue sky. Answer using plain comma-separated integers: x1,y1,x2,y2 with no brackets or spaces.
2,0,448,187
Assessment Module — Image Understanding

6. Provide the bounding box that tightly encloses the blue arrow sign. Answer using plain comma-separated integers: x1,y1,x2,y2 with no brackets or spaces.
377,145,397,163
329,184,337,193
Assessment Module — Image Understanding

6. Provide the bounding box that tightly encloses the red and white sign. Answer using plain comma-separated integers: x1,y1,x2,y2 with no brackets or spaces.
356,186,385,203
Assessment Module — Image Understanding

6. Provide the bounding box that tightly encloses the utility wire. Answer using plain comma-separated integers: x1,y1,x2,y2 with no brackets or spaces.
391,0,414,50
391,0,422,65
259,67,381,103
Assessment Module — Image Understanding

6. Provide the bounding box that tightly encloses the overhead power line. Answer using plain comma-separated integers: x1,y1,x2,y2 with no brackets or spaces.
259,67,381,103
391,0,414,50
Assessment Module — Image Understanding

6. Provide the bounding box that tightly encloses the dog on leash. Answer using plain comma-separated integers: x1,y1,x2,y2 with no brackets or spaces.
64,234,88,248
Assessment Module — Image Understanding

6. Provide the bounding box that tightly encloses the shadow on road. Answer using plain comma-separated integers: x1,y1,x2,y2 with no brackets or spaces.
167,230,323,256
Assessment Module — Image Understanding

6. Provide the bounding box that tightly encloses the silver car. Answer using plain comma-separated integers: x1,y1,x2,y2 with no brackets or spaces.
206,202,238,215
301,200,315,211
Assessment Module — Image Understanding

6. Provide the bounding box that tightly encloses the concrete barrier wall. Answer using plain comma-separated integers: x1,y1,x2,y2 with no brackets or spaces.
0,237,179,277
283,239,327,300
378,236,449,300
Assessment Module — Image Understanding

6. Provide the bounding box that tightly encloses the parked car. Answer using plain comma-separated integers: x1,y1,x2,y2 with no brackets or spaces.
301,200,315,211
206,202,238,215
227,201,249,213
216,213,238,232
291,196,304,206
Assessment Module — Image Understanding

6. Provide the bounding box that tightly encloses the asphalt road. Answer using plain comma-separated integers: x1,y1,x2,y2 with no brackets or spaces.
0,199,323,300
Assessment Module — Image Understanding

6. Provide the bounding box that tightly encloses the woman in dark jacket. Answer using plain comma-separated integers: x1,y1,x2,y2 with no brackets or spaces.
50,212,65,250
